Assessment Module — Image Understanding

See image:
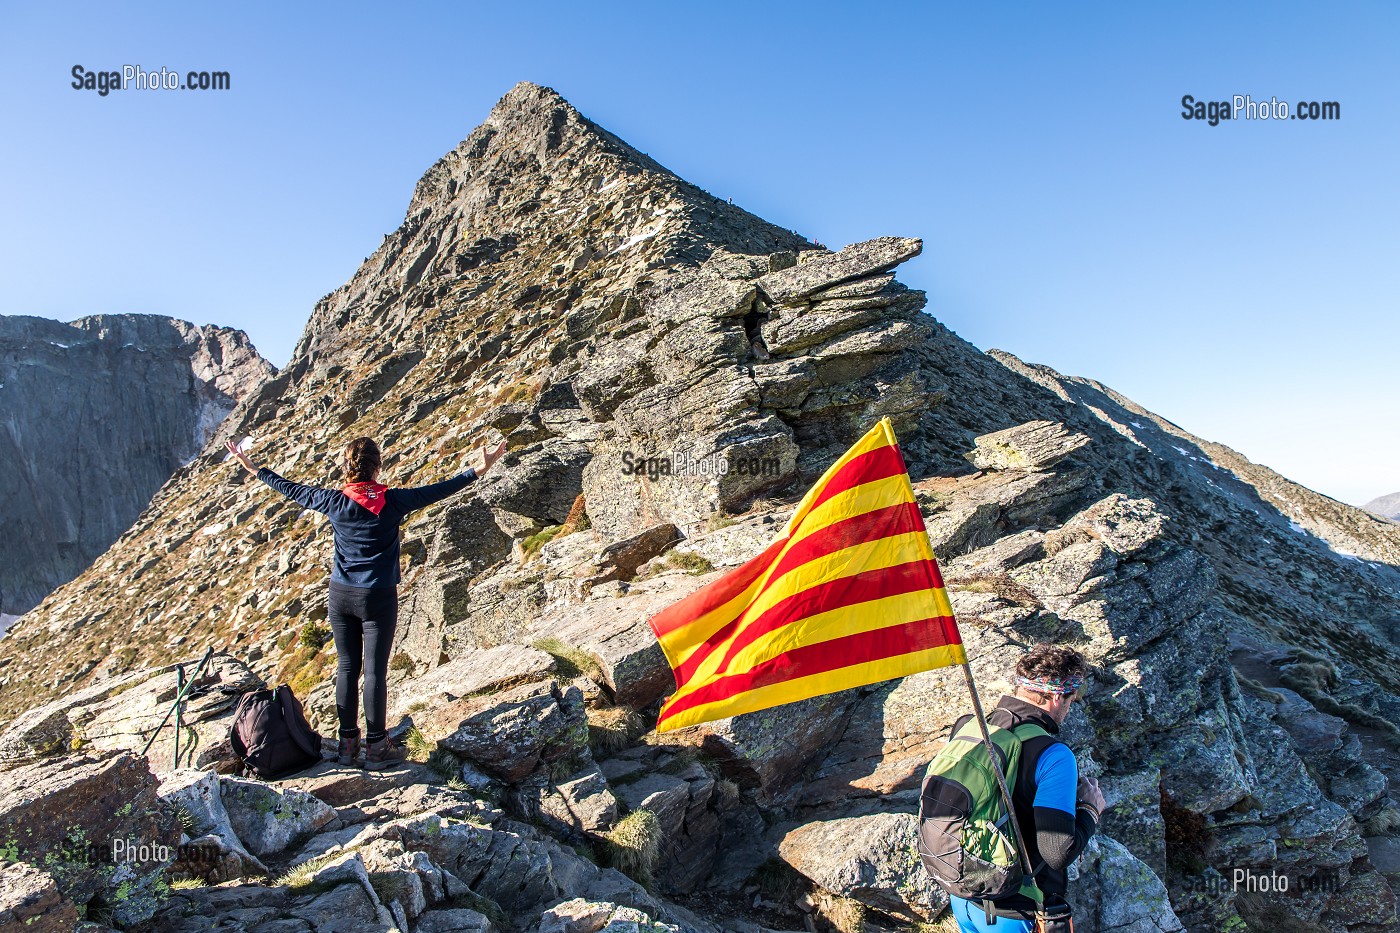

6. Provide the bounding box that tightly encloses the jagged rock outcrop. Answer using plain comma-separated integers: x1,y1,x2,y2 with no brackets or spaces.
2,82,1400,933
0,313,273,614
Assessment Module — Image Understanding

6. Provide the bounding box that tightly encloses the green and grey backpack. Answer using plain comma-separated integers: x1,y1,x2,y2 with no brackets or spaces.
916,718,1047,901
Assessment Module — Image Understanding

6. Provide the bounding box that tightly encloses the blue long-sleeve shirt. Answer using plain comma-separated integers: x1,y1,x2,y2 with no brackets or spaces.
256,466,477,588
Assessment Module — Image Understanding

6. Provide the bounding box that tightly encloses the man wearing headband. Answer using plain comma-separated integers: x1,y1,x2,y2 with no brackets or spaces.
947,644,1104,932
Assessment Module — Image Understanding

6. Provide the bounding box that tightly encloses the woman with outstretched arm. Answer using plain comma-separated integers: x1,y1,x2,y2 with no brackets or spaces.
226,434,506,769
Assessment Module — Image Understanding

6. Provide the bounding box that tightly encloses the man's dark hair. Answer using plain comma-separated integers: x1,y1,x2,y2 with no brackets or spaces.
1015,643,1089,684
343,437,382,484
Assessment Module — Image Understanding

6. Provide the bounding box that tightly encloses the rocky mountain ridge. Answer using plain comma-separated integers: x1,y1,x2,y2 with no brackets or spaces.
2,82,1400,933
1365,493,1400,522
0,313,274,615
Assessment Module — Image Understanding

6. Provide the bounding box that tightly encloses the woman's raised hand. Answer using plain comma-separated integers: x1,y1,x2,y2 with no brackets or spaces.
225,439,257,475
475,439,508,475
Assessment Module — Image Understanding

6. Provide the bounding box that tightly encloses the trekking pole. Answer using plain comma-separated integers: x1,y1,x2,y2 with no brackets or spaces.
960,660,1035,880
141,647,216,758
173,663,184,769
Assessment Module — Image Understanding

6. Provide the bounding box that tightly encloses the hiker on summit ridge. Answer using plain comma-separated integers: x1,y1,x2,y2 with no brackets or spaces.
226,435,506,769
927,644,1104,932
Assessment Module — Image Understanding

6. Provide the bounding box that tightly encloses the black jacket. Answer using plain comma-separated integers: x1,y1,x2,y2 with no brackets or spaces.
257,467,476,588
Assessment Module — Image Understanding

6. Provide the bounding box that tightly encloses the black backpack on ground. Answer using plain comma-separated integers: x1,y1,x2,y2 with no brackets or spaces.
229,684,324,779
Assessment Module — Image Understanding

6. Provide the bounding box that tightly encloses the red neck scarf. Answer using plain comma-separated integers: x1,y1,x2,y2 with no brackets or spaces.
342,481,389,515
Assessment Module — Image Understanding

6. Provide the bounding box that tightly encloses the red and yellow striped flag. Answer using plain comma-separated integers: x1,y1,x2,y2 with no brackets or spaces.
649,417,965,732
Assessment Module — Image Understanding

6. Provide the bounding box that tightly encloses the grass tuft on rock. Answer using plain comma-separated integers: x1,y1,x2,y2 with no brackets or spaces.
403,726,436,762
561,494,591,534
532,637,603,683
662,550,713,575
170,877,207,890
603,808,661,885
703,511,737,532
913,913,963,933
521,525,564,561
173,804,198,834
298,621,332,651
427,748,461,782
588,706,647,754
1279,651,1400,750
273,852,341,890
816,892,866,933
448,888,509,927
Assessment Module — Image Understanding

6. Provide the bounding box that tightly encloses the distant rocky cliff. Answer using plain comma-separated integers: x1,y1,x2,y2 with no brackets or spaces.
2,83,1400,933
0,314,273,614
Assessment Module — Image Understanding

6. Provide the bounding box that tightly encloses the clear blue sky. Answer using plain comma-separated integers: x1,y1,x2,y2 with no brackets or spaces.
2,2,1396,505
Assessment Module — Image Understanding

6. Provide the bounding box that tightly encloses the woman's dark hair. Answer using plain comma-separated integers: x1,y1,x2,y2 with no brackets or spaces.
343,437,382,484
1015,643,1089,684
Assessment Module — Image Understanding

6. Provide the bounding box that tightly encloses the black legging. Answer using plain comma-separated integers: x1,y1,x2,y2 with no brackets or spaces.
327,581,398,742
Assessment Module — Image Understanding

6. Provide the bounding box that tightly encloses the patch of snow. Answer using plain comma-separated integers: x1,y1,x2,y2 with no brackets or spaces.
299,509,315,519
49,341,70,349
1130,421,1145,429
610,225,661,254
1326,541,1362,561
1171,445,1191,457
0,612,23,638
187,396,235,466
597,176,624,193
199,523,226,537
1289,520,1310,536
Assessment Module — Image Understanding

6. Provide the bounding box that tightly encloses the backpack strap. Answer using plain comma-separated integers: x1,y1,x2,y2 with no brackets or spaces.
1010,721,1050,742
948,717,1015,775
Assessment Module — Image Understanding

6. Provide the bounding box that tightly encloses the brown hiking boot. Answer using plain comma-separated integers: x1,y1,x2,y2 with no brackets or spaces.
365,736,408,771
336,735,361,767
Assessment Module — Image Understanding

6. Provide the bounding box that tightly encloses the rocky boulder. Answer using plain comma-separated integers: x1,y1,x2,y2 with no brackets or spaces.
966,420,1092,472
778,812,943,922
0,750,179,925
390,643,559,723
157,768,268,880
415,679,589,782
220,775,336,857
0,861,79,933
1067,836,1184,933
755,237,922,305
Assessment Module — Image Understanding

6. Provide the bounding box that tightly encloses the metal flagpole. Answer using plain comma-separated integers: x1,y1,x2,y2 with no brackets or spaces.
899,423,1034,885
921,509,1034,881
173,663,185,769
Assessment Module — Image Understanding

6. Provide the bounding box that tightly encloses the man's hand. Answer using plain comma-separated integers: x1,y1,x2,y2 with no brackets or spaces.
472,439,507,475
225,439,257,475
1077,775,1106,816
